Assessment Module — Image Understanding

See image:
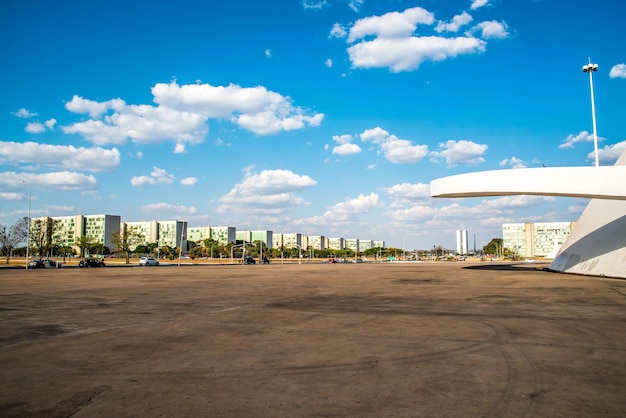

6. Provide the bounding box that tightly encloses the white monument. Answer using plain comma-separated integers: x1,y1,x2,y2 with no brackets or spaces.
430,149,626,278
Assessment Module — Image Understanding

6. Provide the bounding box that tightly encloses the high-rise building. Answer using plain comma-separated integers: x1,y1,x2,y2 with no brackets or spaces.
456,230,469,255
503,222,576,257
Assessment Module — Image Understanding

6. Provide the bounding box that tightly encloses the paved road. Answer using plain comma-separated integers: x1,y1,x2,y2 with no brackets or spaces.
1,262,625,417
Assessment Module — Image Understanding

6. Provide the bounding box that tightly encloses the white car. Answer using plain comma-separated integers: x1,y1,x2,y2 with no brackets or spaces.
139,257,159,266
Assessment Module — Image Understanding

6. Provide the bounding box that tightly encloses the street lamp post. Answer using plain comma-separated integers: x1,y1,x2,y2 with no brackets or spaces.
21,180,31,269
582,59,599,167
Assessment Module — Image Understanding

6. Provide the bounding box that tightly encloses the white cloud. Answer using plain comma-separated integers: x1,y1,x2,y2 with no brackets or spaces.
293,193,381,226
61,81,324,146
342,7,487,72
265,49,272,58
152,81,324,135
130,167,176,187
12,108,37,118
44,118,57,129
435,12,473,33
360,127,428,163
0,141,120,172
348,36,486,73
0,171,98,192
499,156,527,169
470,0,489,10
348,0,363,12
25,122,45,133
473,20,510,39
325,58,333,68
384,182,430,208
333,134,353,144
65,95,125,118
181,177,198,186
333,143,362,156
348,7,434,43
217,169,316,215
303,0,327,10
215,138,231,147
430,139,488,166
140,202,198,216
592,140,626,165
174,143,187,154
330,23,347,39
0,192,25,201
559,130,604,149
609,64,626,78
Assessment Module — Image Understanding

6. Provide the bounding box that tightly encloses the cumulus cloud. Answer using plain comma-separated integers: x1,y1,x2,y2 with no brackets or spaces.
0,141,120,172
333,143,361,156
140,202,198,216
180,177,198,186
293,193,381,226
25,123,45,133
330,134,361,156
61,81,323,145
609,64,626,78
435,12,473,33
592,140,626,165
337,7,488,72
303,0,327,10
217,169,317,215
0,171,98,192
472,20,510,39
174,143,187,154
430,139,488,166
559,130,604,149
130,167,176,187
330,23,347,39
360,127,428,163
470,0,490,10
325,58,333,68
499,156,527,169
383,182,430,207
12,108,37,118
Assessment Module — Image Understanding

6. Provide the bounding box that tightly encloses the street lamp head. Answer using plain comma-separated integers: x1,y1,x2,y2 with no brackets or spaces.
583,63,599,73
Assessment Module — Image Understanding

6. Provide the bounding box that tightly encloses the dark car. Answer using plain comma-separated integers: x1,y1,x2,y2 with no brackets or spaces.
79,258,106,268
244,256,256,264
262,256,270,264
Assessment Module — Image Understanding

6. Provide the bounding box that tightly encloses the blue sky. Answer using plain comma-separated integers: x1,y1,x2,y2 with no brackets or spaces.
1,0,625,250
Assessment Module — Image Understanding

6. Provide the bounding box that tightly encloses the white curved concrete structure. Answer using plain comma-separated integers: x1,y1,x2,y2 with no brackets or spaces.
430,150,626,279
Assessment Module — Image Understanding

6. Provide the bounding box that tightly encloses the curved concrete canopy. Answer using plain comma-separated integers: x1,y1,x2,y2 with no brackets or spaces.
430,150,626,278
430,166,626,200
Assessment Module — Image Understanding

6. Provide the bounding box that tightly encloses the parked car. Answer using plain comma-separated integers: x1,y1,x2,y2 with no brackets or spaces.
29,259,62,268
139,257,159,266
328,258,337,263
353,258,363,263
79,258,105,268
244,256,256,265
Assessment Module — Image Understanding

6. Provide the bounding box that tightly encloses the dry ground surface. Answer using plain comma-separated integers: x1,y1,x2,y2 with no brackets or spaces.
1,262,625,417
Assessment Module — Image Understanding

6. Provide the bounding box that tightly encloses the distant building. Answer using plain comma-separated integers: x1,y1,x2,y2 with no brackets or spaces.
327,237,345,250
345,239,359,253
307,235,326,250
359,239,374,251
188,226,236,245
456,230,469,255
273,233,302,249
34,214,121,255
503,222,576,257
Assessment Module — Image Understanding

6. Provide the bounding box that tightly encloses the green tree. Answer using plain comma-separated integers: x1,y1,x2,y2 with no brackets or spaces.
483,238,503,256
0,217,29,265
111,225,145,264
76,236,95,258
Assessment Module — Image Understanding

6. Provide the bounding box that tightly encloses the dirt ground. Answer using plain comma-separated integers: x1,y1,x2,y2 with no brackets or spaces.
1,262,625,417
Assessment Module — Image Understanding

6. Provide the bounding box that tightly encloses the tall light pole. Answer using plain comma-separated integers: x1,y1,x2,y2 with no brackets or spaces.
582,59,599,167
21,180,31,269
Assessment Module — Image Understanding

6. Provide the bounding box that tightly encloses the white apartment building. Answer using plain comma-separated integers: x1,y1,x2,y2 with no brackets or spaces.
345,239,359,253
373,240,385,249
188,226,236,245
503,222,576,257
359,239,374,251
273,233,302,249
327,237,345,250
307,235,325,250
34,214,121,254
238,230,273,248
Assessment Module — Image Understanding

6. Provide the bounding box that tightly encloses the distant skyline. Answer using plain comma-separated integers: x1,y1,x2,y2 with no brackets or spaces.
1,0,625,250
